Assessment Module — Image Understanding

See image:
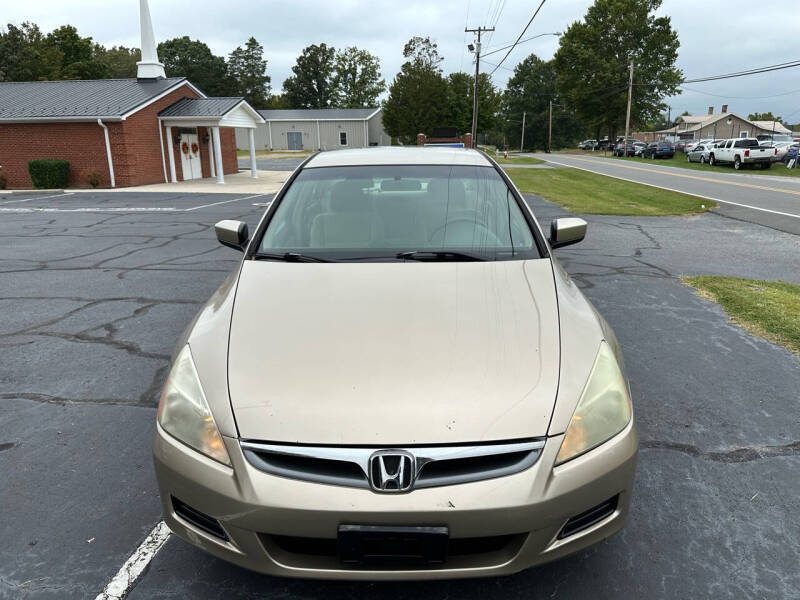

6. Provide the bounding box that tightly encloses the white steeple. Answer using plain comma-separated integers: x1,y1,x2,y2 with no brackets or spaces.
136,0,166,79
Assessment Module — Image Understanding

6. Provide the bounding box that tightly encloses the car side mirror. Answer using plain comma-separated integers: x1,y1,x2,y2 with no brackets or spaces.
549,217,587,249
215,220,249,251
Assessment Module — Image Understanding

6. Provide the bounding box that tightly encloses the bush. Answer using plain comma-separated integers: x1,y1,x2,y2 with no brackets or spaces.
28,159,70,189
86,172,101,188
0,173,7,190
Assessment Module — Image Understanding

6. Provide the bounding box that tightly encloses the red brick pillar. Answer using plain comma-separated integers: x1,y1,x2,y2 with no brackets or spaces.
463,133,473,148
417,133,426,146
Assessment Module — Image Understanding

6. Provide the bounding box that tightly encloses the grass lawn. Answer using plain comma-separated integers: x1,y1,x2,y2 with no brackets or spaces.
683,276,800,356
494,156,545,165
607,152,800,178
505,167,715,216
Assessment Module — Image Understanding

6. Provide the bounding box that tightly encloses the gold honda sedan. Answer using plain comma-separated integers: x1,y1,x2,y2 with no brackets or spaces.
153,147,637,579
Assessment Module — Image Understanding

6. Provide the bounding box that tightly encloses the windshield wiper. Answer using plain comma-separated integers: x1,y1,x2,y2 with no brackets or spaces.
254,252,331,263
397,250,485,262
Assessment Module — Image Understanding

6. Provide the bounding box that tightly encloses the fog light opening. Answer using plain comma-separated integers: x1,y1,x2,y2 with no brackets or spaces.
558,495,619,540
171,496,230,542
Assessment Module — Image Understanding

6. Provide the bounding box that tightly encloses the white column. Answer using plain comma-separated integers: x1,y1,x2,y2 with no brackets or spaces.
268,121,273,150
316,120,321,150
363,120,368,147
212,126,225,184
248,129,258,179
165,126,178,183
207,129,216,178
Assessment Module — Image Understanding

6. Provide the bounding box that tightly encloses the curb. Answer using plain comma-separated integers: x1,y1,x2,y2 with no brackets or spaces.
0,189,65,195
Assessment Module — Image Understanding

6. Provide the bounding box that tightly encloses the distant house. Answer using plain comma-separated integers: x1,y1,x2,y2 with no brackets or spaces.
635,105,793,143
237,108,389,152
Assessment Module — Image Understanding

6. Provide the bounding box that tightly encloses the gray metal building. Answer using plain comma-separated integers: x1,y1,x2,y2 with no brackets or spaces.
235,108,389,151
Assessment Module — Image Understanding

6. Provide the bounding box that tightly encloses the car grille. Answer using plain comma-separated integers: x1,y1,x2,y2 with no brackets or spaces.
240,438,545,491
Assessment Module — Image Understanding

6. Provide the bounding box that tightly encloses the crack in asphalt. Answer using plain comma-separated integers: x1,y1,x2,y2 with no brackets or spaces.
641,439,800,462
0,392,155,408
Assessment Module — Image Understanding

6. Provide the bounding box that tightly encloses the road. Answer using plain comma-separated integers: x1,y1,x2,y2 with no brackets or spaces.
529,152,800,234
1,190,799,598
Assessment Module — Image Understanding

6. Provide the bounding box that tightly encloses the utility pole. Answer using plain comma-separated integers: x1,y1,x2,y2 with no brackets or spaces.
623,60,634,156
465,26,494,148
548,100,553,153
520,111,526,152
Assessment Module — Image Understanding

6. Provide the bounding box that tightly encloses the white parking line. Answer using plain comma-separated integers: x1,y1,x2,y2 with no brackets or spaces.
540,157,800,220
0,193,270,213
0,192,74,205
94,521,171,600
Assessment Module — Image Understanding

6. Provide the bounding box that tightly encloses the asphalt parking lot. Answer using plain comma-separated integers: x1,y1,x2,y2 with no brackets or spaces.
1,190,799,599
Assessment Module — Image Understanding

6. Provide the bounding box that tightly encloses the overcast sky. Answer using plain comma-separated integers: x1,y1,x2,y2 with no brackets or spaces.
6,0,800,120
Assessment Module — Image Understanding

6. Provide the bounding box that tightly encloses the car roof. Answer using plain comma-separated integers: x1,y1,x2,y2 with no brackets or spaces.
304,146,494,168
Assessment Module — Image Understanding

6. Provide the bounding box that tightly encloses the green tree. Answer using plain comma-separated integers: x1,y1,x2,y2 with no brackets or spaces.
98,45,140,78
282,43,337,108
446,71,501,136
553,0,682,142
748,111,783,123
45,25,108,79
0,22,61,81
332,47,385,108
501,54,582,150
263,93,291,109
382,36,449,143
228,37,271,108
158,37,235,96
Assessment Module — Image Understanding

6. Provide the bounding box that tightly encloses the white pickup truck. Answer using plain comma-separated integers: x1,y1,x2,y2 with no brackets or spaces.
708,138,775,170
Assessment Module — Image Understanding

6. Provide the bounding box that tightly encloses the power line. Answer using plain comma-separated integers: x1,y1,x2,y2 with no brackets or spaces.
489,0,548,75
482,32,560,58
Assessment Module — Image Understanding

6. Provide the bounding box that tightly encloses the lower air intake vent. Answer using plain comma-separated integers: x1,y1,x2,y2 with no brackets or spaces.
558,495,619,540
171,496,229,541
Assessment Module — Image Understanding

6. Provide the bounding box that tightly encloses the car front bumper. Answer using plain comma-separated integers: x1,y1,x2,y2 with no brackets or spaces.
153,421,638,580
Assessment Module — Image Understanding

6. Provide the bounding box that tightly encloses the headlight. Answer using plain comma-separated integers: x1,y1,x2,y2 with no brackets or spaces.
555,341,632,465
157,345,231,466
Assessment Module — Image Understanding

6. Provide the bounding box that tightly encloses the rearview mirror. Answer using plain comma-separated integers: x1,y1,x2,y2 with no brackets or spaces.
549,217,587,249
215,220,249,251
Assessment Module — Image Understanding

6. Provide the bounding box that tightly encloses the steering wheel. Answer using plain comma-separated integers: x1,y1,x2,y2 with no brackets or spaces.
428,218,503,246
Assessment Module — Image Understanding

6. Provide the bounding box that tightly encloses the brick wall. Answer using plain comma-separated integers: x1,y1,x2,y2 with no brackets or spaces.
0,121,112,188
0,82,241,189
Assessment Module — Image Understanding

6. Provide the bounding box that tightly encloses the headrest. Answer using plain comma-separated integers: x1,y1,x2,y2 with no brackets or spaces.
329,180,369,212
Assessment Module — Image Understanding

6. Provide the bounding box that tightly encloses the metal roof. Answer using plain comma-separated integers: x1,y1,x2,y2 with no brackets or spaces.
0,78,194,121
158,97,244,118
305,147,492,168
258,108,379,121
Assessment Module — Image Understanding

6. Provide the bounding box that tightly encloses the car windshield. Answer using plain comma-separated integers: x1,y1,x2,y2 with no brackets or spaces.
257,165,539,261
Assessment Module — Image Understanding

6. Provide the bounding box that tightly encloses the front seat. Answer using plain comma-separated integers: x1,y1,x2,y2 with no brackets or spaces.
310,180,384,248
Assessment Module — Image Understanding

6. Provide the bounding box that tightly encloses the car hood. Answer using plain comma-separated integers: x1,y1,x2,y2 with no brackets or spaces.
227,259,560,445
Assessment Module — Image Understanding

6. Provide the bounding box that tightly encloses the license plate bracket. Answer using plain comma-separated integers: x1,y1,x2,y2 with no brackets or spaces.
337,525,449,566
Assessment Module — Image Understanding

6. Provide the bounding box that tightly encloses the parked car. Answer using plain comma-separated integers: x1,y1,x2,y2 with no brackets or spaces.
614,140,642,156
579,139,598,150
708,138,774,169
685,139,714,153
153,147,638,580
642,141,675,159
633,142,647,157
770,142,793,162
756,133,793,144
686,144,713,163
675,140,688,153
597,138,612,150
782,143,799,165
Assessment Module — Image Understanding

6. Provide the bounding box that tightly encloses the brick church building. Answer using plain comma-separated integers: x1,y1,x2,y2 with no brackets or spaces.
0,0,263,189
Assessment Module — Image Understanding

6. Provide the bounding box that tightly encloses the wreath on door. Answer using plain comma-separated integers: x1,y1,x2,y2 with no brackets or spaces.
181,142,190,155
191,142,199,155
